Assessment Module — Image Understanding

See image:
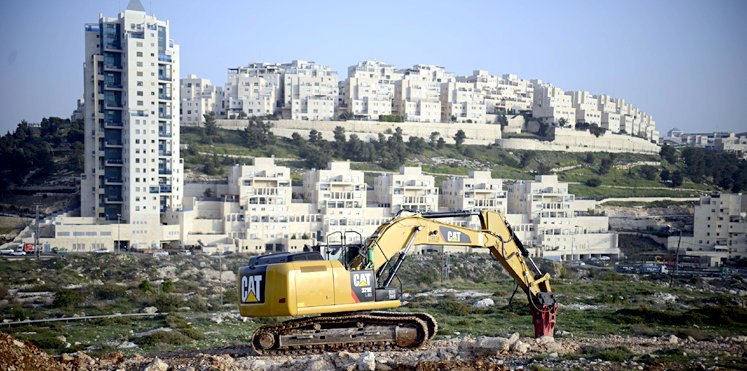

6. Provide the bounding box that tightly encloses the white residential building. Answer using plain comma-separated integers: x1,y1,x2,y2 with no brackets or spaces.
281,60,338,121
180,74,223,125
667,194,747,266
374,167,439,213
80,0,183,231
441,170,507,214
440,81,487,123
342,60,402,119
303,161,368,238
568,91,601,125
506,175,618,260
531,82,576,126
714,133,747,158
393,65,453,122
223,62,283,118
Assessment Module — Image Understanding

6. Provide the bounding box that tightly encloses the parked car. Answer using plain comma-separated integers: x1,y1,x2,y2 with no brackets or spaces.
93,248,110,254
177,250,191,255
599,256,611,261
10,251,26,256
153,251,168,257
0,248,14,255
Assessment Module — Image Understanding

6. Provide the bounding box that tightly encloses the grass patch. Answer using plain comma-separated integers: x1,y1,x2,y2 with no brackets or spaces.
581,345,634,362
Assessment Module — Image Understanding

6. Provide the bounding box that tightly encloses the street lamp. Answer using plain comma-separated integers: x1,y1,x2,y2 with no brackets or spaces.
116,213,121,253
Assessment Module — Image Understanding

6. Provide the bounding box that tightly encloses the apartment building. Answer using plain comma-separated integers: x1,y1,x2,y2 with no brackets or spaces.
714,133,747,158
223,62,283,118
281,60,338,121
441,170,507,214
80,0,183,230
393,65,453,123
568,91,602,125
373,167,439,213
531,82,576,126
440,82,487,123
458,71,533,116
342,60,402,119
303,161,368,239
506,175,618,260
180,74,223,125
667,194,747,266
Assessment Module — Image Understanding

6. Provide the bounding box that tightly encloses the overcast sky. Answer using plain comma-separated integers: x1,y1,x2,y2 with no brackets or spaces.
1,0,745,135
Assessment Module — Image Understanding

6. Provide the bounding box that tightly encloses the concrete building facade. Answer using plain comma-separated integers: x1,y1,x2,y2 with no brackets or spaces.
180,74,223,125
281,60,339,121
441,171,507,214
223,63,283,119
80,0,183,231
667,194,747,266
342,60,402,120
373,167,439,213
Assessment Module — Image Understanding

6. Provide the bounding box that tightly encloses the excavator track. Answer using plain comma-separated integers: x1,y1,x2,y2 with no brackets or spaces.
369,311,438,340
251,312,429,355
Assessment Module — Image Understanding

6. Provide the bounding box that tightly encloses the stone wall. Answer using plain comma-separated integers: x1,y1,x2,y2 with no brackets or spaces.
209,119,502,145
498,128,659,154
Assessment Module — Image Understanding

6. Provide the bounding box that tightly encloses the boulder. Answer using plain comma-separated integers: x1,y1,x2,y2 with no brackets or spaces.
141,306,158,314
473,298,495,308
143,357,168,371
357,351,376,371
668,335,679,344
472,336,510,355
508,332,520,347
537,336,555,345
117,341,138,349
513,340,530,353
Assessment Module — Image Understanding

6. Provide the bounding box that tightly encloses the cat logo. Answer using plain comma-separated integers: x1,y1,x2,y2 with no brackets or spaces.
352,272,370,287
439,226,472,244
447,231,462,242
241,274,264,304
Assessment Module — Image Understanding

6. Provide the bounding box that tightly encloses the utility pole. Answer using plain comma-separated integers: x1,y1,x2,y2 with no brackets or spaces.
34,205,40,259
218,247,223,309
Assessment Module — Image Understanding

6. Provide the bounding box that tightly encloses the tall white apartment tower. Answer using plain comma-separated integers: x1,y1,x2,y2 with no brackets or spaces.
81,0,183,224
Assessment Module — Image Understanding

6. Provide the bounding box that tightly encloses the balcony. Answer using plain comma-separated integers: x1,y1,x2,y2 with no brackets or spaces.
159,185,172,193
131,112,148,117
158,73,171,81
105,158,123,166
158,168,172,175
158,113,172,120
105,177,123,185
85,24,100,32
105,196,123,204
104,121,123,128
104,102,123,110
103,63,122,71
158,151,172,157
104,140,123,148
158,94,172,100
159,131,172,138
104,82,123,90
158,54,172,63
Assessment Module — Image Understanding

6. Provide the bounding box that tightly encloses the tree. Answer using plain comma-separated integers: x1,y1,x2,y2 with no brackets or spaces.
670,170,684,188
436,137,445,149
162,280,175,293
584,153,595,164
242,116,274,148
291,132,305,147
429,131,440,147
308,129,322,145
585,178,602,187
660,169,671,181
681,147,705,182
558,118,568,127
333,126,346,157
203,111,218,137
599,157,613,175
454,130,466,151
638,165,658,180
660,144,678,164
497,114,508,128
338,111,354,120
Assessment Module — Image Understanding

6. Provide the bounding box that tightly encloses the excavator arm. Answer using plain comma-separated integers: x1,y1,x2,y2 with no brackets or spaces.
351,210,558,337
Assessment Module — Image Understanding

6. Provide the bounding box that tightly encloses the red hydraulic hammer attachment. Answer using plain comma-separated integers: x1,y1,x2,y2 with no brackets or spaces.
530,292,557,337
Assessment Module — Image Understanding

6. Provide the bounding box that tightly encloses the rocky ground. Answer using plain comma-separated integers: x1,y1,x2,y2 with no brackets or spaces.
2,330,746,371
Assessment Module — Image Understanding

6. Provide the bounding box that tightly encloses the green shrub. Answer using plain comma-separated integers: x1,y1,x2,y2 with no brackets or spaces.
95,284,127,300
31,337,63,350
12,306,28,321
162,280,174,293
595,271,626,281
165,313,189,329
155,293,181,312
138,280,151,292
136,330,191,346
582,345,633,362
52,289,85,308
437,300,472,316
179,327,204,341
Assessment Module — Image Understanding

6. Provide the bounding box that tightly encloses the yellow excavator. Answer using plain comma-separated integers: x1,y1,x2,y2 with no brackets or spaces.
237,210,557,355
